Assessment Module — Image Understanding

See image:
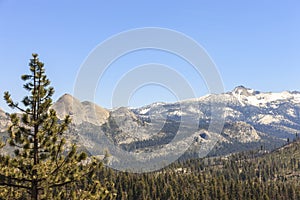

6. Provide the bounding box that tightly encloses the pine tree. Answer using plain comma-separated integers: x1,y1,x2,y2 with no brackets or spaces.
0,54,115,200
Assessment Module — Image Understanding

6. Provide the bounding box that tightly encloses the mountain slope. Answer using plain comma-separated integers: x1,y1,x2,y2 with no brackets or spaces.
104,140,300,200
52,94,109,126
47,87,300,160
1,87,300,161
106,86,300,158
0,108,9,133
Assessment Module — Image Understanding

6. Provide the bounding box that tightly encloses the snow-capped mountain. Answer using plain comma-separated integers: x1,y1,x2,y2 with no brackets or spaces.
135,86,300,133
1,86,300,160
106,86,300,157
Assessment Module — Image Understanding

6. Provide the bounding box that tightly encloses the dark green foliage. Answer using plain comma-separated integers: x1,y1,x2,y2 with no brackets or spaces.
100,141,300,200
0,54,115,200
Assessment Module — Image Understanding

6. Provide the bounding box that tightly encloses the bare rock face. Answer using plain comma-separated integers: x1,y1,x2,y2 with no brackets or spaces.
2,86,300,159
222,121,260,143
52,94,109,126
0,108,6,118
232,85,257,97
0,108,9,132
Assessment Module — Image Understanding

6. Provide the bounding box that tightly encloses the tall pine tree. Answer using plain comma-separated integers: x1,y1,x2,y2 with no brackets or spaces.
0,54,115,200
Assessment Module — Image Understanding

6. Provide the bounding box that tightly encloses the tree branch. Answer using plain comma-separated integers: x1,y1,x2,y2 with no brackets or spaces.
12,103,32,115
0,181,30,190
0,174,32,183
49,180,74,188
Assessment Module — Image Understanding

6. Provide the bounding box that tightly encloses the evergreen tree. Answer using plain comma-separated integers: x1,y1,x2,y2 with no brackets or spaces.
0,54,115,200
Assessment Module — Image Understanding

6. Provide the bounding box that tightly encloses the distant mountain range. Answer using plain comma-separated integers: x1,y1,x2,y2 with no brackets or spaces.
1,86,300,162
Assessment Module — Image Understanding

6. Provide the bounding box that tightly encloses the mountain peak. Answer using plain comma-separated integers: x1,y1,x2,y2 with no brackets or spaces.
232,86,257,96
0,107,6,118
52,94,109,126
56,93,81,104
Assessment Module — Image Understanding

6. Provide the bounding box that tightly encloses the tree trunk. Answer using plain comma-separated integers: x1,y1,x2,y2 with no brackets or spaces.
31,179,38,200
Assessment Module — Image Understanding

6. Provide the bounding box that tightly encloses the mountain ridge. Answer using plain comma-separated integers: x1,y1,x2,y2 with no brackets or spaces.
1,86,300,161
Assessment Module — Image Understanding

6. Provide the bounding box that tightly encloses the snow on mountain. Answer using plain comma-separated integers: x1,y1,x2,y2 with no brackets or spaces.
231,86,300,108
257,114,282,124
128,86,300,153
29,88,300,159
2,86,300,159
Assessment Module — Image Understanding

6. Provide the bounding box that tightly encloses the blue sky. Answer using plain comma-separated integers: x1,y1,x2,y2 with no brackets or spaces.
0,1,299,111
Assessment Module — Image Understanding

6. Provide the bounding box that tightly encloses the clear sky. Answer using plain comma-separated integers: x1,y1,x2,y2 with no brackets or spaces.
0,0,299,111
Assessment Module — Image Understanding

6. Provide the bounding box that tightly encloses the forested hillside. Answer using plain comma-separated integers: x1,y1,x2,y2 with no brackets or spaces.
100,140,300,200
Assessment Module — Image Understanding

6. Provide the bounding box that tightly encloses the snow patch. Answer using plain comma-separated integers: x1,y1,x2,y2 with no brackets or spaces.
287,108,296,117
170,110,183,116
139,108,150,115
258,114,282,124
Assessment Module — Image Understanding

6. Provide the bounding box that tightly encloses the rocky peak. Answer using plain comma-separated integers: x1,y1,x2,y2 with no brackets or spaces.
52,94,109,126
55,93,82,108
232,86,257,97
0,108,6,118
111,107,138,121
0,107,9,132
